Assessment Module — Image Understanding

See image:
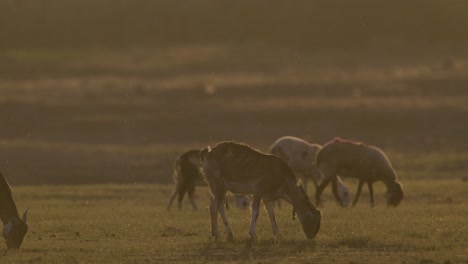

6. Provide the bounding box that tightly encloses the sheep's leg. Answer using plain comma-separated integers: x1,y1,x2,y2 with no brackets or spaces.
264,201,281,238
352,180,365,207
218,193,234,240
331,178,345,207
167,185,179,210
367,182,375,207
315,179,330,206
248,195,262,240
310,167,322,190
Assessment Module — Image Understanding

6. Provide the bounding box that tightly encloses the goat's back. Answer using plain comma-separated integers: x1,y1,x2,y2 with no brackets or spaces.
202,141,296,188
173,150,201,184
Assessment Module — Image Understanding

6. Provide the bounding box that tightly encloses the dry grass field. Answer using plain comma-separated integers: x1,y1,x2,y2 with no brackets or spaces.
0,1,467,263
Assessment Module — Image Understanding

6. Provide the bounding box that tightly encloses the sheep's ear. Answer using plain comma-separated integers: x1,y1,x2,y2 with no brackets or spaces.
3,220,13,239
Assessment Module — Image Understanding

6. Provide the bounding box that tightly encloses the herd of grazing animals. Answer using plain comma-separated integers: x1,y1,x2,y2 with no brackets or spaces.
1,136,404,249
168,136,404,241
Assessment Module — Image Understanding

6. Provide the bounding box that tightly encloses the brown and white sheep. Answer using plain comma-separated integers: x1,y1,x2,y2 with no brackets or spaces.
315,138,404,207
270,136,351,207
200,141,321,240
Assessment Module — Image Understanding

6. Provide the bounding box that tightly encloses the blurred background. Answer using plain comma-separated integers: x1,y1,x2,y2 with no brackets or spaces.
1,0,467,185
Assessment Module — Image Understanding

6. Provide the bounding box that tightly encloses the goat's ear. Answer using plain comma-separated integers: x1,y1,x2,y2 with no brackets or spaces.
3,220,13,239
296,178,304,186
199,147,211,160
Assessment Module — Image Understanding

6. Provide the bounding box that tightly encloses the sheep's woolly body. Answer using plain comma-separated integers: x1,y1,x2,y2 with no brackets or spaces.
317,138,397,185
270,136,351,206
315,138,403,207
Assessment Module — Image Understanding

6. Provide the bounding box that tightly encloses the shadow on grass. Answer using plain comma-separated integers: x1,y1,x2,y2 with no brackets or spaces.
197,237,317,262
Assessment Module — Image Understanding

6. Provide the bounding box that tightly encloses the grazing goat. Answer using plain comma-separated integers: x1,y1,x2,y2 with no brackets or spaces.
167,150,202,210
200,141,321,240
1,171,31,249
315,138,404,207
270,136,351,207
167,150,251,211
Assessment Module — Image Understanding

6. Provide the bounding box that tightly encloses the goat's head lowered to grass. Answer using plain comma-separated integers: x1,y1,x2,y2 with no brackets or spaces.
1,172,33,249
3,209,30,249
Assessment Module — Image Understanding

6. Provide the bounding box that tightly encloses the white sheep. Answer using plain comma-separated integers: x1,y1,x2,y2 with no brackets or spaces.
270,136,351,207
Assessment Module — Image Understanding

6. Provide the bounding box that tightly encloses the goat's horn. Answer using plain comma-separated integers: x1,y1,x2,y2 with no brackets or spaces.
23,208,29,223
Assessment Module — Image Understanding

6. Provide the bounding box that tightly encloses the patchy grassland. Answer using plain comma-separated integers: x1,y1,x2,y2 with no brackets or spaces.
1,180,467,264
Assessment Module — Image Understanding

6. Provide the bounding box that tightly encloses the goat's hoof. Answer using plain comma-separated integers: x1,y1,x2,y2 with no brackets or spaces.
246,236,256,249
273,234,283,243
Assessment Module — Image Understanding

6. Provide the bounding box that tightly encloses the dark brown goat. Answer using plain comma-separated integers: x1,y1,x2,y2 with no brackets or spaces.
1,171,32,249
167,150,201,210
201,141,321,240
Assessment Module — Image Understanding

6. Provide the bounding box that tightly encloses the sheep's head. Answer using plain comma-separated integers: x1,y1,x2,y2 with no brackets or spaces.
337,182,351,207
386,182,404,206
3,209,30,249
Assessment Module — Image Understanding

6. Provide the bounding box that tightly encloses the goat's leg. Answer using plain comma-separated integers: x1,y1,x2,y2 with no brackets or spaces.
167,185,179,210
367,182,375,207
177,191,185,210
352,180,365,207
218,193,234,240
248,195,262,240
264,201,281,238
188,186,198,210
188,194,198,210
209,197,221,239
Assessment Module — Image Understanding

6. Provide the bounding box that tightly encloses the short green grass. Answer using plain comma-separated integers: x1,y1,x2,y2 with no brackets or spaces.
2,180,467,263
